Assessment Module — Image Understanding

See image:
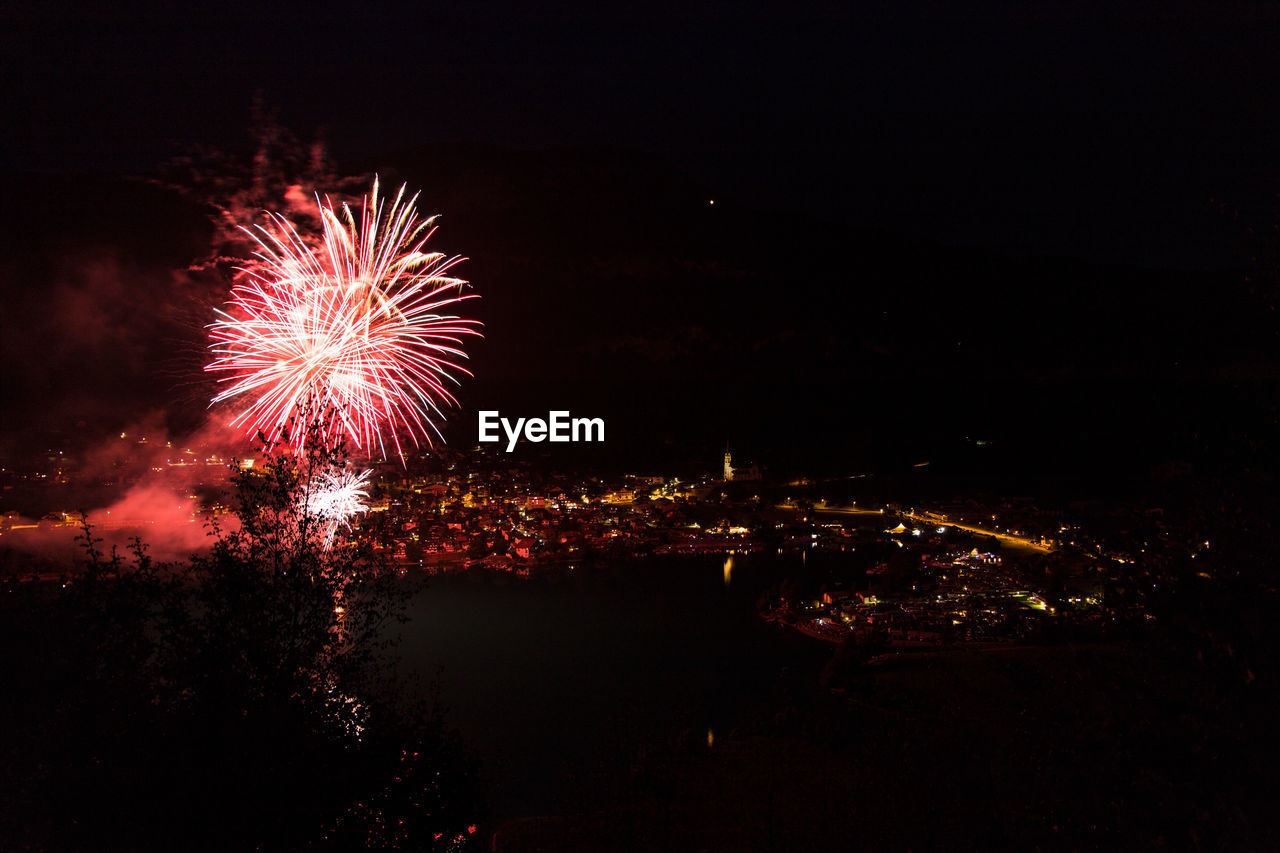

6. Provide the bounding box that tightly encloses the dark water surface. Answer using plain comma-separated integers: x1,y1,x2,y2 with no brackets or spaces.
395,553,826,823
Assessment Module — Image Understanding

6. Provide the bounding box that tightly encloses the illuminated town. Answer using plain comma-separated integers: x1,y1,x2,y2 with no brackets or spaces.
1,433,1192,652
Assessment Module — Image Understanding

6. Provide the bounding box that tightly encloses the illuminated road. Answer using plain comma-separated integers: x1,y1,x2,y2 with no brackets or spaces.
779,502,1055,553
776,502,885,521
812,505,890,521
898,511,1055,553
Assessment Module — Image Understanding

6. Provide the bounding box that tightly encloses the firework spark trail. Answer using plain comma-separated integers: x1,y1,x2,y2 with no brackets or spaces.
304,466,373,546
207,178,481,461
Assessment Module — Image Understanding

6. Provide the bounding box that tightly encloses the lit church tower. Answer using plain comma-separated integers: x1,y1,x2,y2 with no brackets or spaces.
724,447,734,481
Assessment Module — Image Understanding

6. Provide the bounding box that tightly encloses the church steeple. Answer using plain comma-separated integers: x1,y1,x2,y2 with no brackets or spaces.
723,446,734,481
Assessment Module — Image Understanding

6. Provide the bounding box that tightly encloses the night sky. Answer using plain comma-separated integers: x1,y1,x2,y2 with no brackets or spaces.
3,0,1279,480
6,1,1279,264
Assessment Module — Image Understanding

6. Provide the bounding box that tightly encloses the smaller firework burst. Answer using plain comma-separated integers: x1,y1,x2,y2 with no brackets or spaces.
303,466,372,546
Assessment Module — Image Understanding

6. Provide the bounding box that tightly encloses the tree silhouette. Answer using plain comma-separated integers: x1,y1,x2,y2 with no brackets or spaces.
0,422,478,851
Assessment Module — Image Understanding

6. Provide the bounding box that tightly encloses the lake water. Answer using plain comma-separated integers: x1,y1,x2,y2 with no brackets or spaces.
395,553,828,823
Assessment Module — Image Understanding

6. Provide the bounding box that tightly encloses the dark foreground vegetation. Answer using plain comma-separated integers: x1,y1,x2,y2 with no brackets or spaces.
0,439,479,852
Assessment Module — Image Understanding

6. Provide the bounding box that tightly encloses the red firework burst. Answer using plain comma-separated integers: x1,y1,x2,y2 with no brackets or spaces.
207,179,481,460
